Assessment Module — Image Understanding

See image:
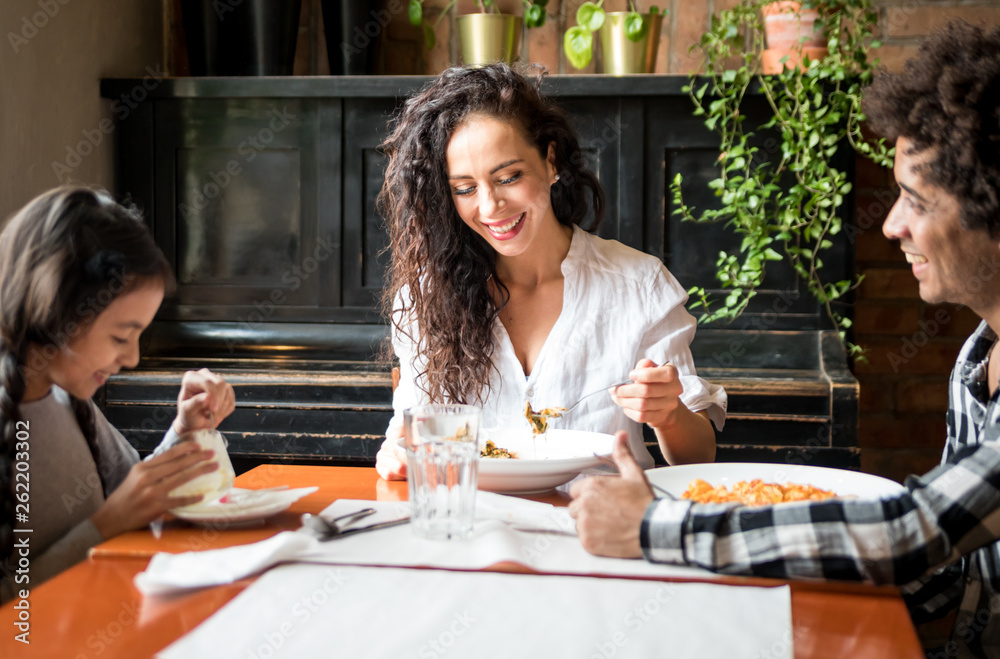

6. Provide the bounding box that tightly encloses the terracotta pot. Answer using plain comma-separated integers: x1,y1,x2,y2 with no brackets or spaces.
762,1,825,51
761,46,828,74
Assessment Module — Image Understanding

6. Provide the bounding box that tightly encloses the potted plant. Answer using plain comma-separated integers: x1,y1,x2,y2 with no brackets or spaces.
670,0,892,358
563,1,665,74
761,1,826,73
408,0,549,65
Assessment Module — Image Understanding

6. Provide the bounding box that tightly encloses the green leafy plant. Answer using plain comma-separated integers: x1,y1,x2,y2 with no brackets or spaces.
670,0,893,358
563,1,662,69
409,0,549,49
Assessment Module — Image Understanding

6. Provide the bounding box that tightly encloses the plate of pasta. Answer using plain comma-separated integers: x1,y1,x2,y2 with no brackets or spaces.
476,428,616,494
645,463,905,505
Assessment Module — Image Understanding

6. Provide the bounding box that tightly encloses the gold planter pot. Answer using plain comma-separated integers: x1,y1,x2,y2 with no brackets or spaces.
457,14,523,67
598,12,664,75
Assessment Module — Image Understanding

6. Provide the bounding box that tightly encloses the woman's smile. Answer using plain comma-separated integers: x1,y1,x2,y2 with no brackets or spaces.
485,212,525,239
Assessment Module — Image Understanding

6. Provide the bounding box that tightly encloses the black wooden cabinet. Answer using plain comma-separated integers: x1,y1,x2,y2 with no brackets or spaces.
99,75,858,472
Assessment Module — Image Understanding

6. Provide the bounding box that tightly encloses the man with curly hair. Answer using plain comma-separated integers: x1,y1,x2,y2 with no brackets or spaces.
569,20,1000,657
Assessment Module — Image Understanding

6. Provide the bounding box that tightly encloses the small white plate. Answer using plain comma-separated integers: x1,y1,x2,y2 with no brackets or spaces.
478,428,616,494
170,487,318,525
646,463,905,501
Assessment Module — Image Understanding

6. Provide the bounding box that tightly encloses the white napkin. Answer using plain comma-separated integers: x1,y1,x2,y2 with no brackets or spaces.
135,531,319,596
135,493,712,596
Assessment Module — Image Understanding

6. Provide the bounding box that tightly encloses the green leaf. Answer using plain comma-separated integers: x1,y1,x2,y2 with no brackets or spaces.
624,12,648,42
423,21,436,50
564,26,594,69
577,3,605,31
408,0,422,26
526,4,545,28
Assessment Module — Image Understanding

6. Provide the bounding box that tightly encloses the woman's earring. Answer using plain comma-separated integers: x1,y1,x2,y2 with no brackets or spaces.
553,174,561,182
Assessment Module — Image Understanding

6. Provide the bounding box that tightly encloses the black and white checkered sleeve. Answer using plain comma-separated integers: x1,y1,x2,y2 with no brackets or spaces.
641,440,1000,585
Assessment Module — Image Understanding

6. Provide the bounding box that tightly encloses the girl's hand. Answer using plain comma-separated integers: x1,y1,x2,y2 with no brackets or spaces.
90,442,218,539
171,368,236,436
375,426,408,481
611,358,683,430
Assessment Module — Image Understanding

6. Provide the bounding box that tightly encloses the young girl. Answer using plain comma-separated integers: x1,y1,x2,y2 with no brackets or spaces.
0,187,236,603
375,64,726,479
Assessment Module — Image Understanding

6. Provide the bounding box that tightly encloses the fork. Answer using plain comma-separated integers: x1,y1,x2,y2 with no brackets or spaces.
560,378,633,416
591,452,679,500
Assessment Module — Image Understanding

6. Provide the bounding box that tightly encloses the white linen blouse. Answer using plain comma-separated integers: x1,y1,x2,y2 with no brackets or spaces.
388,225,727,468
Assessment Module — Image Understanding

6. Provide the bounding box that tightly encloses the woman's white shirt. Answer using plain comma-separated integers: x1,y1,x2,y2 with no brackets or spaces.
388,225,727,468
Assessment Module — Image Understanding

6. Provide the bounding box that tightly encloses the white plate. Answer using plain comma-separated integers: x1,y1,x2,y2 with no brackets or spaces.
477,428,617,494
646,463,905,501
170,487,318,525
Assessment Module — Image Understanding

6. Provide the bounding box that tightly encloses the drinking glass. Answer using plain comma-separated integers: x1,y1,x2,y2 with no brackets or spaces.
403,405,480,540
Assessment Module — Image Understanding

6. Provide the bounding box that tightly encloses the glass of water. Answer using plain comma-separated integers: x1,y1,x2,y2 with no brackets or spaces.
403,404,480,540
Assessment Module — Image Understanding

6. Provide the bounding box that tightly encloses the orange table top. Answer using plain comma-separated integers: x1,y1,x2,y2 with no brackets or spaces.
1,465,925,659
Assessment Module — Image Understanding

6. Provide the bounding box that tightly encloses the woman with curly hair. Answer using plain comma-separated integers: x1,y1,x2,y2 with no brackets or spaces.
375,63,726,480
0,187,236,603
570,20,1000,657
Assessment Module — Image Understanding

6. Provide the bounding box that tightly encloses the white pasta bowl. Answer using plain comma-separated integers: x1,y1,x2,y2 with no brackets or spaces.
645,462,905,502
476,428,617,494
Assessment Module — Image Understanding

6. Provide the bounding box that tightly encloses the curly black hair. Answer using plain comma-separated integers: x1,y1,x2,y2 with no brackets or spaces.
377,63,604,405
863,20,1000,235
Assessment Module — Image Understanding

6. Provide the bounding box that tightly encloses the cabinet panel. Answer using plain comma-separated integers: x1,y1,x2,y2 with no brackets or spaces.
343,97,400,311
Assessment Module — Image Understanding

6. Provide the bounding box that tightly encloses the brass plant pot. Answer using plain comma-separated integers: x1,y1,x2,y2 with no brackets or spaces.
457,14,523,67
597,12,664,75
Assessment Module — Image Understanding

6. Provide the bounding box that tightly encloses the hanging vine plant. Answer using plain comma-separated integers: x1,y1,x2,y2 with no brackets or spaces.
671,0,893,359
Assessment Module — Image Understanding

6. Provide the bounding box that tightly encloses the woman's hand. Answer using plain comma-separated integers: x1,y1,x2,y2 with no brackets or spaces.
90,442,218,539
170,368,236,436
613,358,715,465
569,432,653,558
611,359,683,429
375,426,408,481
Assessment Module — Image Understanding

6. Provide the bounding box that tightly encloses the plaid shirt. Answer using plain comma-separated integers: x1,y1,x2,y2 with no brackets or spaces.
642,320,1000,657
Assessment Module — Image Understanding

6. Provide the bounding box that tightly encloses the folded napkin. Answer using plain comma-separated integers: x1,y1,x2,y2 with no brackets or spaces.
135,532,318,596
135,492,709,596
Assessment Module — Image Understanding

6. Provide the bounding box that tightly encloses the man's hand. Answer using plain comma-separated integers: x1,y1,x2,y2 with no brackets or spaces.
568,431,654,558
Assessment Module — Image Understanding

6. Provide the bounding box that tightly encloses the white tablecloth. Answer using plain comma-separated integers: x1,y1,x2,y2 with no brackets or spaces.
157,564,794,659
